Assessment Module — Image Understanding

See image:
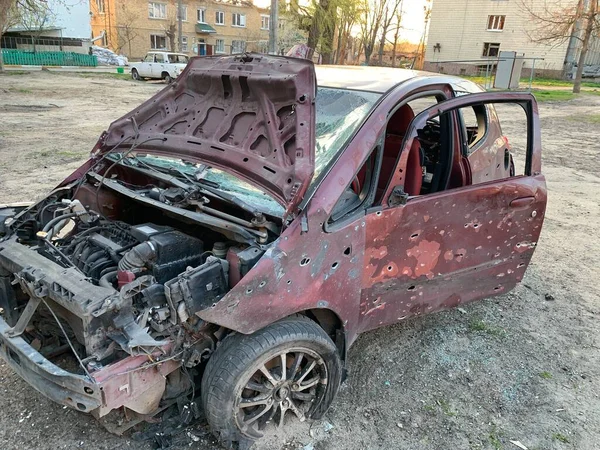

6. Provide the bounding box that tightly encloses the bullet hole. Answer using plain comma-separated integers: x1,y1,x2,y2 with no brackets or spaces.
243,157,249,162
517,262,525,268
387,265,393,271
259,281,266,288
407,285,416,291
246,288,253,294
300,257,311,266
373,297,380,304
473,223,480,228
343,246,351,256
410,232,420,239
286,280,292,285
376,211,382,216
494,285,502,291
298,94,307,103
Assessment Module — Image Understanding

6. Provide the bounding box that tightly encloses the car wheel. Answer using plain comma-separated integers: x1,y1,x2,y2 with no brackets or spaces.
131,69,140,80
201,316,342,445
163,73,173,84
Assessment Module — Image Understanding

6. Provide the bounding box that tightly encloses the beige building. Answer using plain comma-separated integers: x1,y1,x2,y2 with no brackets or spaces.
92,0,271,60
424,0,600,78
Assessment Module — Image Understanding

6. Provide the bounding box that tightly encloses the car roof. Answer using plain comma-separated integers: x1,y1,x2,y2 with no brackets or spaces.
315,65,484,94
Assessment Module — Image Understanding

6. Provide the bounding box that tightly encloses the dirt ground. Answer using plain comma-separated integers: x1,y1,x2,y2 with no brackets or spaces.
0,71,599,450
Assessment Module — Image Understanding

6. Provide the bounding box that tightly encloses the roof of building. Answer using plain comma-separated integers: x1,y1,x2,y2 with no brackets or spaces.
315,65,484,94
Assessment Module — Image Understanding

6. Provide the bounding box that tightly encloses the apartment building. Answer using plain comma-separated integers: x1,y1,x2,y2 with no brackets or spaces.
90,0,271,59
424,0,600,78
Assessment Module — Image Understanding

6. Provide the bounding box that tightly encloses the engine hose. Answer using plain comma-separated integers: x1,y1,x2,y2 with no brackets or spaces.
99,265,118,278
42,213,79,233
98,271,118,289
118,241,156,271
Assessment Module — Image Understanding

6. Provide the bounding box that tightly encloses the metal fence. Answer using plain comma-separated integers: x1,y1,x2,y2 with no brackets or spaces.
1,49,98,67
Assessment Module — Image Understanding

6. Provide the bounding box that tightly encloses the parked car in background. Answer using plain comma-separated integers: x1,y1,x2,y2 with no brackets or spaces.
130,52,190,83
0,54,546,448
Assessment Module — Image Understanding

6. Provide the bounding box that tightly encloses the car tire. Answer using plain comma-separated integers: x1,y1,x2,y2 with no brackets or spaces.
201,316,342,446
131,69,140,81
163,73,173,84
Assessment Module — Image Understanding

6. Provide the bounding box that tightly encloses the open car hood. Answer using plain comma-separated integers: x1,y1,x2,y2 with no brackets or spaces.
101,53,316,215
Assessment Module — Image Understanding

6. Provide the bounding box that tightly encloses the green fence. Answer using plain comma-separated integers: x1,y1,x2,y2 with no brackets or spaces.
1,50,98,67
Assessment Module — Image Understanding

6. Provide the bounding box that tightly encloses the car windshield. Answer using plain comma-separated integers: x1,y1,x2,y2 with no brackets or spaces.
168,54,189,63
313,87,381,181
110,154,286,217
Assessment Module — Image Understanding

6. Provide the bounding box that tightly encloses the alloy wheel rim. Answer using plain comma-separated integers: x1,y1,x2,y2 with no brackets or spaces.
234,347,328,438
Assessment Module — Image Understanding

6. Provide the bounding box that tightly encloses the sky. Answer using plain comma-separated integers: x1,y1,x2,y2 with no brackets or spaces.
253,0,428,44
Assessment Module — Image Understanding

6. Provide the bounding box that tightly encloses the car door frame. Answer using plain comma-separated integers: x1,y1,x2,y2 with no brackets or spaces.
359,91,546,333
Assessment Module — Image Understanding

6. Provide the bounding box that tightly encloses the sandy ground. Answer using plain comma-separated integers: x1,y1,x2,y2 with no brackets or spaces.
0,71,599,450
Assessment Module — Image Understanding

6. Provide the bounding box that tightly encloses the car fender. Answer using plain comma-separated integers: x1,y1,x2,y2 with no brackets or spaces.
195,212,365,348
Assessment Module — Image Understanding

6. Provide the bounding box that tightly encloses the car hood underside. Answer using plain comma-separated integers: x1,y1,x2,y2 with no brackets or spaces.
102,53,317,215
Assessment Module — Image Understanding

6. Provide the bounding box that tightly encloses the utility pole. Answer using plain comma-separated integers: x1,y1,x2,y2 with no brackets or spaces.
269,0,278,54
177,0,183,52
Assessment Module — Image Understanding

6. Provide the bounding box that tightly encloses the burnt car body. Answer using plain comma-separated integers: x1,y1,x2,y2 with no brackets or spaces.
0,54,546,444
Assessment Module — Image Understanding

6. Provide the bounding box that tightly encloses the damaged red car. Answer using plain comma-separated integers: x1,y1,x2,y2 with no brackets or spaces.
0,54,546,446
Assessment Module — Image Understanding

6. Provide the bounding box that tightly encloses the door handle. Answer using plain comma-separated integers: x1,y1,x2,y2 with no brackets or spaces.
509,196,535,208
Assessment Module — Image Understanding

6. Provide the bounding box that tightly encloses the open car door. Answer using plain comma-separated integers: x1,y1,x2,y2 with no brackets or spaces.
360,92,547,332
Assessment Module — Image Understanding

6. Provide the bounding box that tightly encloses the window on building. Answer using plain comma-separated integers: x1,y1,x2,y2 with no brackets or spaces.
96,0,105,14
231,40,246,53
261,15,270,30
487,15,505,31
215,39,225,53
181,36,188,52
197,8,206,23
482,42,500,57
232,13,246,27
178,5,187,21
150,34,167,49
215,11,225,25
149,2,167,19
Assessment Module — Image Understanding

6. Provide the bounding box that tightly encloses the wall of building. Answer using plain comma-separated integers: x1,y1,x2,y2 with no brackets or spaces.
92,0,271,60
424,0,578,77
91,0,119,50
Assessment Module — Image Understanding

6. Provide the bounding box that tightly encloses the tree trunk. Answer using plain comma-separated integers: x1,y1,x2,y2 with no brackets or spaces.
573,2,596,93
0,47,4,72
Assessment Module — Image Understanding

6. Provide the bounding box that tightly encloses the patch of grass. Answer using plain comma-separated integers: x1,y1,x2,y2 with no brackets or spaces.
539,371,553,379
532,90,576,102
489,424,503,450
552,432,570,443
468,318,505,336
0,70,30,76
567,114,600,123
76,72,132,81
423,404,435,413
437,398,457,417
10,88,32,94
56,151,83,158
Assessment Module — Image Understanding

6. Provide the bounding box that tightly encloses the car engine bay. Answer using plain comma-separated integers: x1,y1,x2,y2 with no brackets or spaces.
0,153,281,423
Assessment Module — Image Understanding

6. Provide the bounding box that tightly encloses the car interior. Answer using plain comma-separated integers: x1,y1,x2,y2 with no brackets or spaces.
329,95,457,224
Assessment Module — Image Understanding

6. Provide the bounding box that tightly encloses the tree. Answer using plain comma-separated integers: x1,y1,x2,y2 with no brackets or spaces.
0,0,52,71
376,0,402,65
115,3,140,57
388,8,403,67
358,0,386,65
523,0,600,93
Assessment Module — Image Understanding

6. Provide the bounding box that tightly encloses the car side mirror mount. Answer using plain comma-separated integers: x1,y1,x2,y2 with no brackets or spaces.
388,185,409,207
